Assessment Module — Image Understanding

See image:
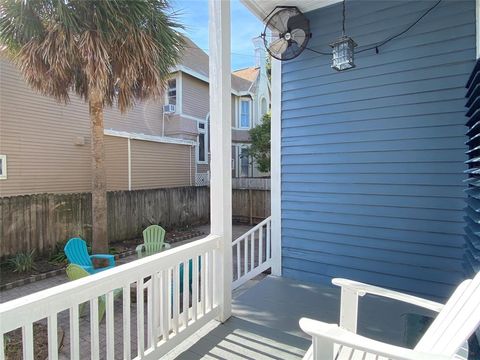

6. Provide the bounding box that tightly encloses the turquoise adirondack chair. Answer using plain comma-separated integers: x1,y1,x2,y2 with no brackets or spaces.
65,237,115,274
66,264,121,322
136,225,171,258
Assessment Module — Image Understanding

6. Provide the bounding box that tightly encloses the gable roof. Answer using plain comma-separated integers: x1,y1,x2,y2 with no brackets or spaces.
176,37,254,95
232,67,259,83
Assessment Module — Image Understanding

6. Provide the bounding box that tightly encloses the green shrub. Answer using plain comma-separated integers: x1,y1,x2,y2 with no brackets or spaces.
7,250,36,273
49,241,67,265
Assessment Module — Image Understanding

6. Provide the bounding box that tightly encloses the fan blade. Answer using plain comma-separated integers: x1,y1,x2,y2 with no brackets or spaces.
267,8,294,34
269,38,288,55
290,28,306,46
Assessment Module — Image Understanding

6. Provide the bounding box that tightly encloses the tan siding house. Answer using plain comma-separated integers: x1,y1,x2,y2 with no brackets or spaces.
0,56,195,196
0,35,269,196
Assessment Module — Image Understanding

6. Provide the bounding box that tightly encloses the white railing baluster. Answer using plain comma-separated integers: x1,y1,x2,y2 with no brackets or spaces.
0,235,221,360
122,284,131,360
161,270,169,342
22,323,34,360
266,219,271,259
243,238,248,279
192,256,198,321
106,291,115,359
152,273,160,350
183,260,189,329
208,250,214,311
259,226,264,265
201,253,206,316
0,328,4,360
172,264,180,335
136,278,145,358
146,280,153,349
250,233,255,271
47,314,58,360
90,297,100,360
236,242,241,280
69,306,80,360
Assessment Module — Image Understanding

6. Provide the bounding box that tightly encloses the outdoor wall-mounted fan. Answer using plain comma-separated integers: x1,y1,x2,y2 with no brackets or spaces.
261,6,310,61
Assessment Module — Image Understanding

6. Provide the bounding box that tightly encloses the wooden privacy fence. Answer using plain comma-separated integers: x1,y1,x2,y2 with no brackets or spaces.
0,186,270,258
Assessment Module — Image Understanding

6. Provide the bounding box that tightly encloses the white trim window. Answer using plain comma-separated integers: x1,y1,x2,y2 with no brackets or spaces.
0,155,6,180
232,144,252,177
239,99,251,129
197,120,208,164
167,78,177,105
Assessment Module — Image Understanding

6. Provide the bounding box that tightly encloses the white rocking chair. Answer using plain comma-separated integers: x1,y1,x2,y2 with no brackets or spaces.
300,272,480,360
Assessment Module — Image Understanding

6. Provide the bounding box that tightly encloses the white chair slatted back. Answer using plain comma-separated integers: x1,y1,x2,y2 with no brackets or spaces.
415,272,480,356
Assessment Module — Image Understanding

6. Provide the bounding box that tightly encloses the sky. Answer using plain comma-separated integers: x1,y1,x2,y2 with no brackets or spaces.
169,0,264,70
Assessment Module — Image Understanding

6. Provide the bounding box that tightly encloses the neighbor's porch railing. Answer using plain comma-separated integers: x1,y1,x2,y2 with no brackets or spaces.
0,235,221,360
232,216,272,289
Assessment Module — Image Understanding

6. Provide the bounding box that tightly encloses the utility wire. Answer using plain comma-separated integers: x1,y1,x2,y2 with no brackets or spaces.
356,0,442,53
301,0,443,57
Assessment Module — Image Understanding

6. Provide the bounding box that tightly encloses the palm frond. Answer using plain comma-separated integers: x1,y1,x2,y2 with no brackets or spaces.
0,0,185,110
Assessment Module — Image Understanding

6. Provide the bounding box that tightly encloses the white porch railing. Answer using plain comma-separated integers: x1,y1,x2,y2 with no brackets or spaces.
0,235,221,360
232,216,272,290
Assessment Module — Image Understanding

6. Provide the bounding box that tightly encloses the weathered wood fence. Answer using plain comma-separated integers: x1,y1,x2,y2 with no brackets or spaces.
0,186,270,258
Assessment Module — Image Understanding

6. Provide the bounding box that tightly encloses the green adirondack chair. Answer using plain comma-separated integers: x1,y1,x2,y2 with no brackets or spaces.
136,225,171,258
65,264,121,322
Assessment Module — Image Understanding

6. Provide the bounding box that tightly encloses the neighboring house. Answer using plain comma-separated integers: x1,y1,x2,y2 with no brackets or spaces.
0,54,197,197
165,37,271,180
0,37,269,196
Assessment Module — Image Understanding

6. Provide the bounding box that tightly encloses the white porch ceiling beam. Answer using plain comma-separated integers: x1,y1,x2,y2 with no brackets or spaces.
240,0,342,21
208,0,233,322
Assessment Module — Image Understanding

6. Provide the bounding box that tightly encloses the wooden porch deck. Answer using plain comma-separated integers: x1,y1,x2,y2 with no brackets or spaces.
175,275,436,360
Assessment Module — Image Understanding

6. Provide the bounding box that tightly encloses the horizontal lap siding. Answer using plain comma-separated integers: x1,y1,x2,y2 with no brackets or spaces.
182,74,209,119
281,0,475,300
0,58,91,196
131,140,194,189
104,136,128,191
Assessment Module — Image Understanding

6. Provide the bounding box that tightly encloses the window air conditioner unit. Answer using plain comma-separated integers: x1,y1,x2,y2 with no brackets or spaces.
163,104,176,114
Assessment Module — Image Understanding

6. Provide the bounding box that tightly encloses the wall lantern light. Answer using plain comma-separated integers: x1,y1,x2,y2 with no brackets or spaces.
330,35,357,71
330,0,356,71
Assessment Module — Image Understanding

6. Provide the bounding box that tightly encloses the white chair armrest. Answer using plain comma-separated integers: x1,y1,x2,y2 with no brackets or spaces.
299,318,450,360
332,278,444,312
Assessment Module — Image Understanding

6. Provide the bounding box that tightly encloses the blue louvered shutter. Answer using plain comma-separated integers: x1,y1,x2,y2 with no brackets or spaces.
465,59,480,276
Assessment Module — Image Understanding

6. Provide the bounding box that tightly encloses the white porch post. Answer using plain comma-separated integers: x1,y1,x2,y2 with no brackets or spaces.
271,58,282,276
209,0,232,322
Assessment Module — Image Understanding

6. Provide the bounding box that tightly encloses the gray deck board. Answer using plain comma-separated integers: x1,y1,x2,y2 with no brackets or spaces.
175,275,437,360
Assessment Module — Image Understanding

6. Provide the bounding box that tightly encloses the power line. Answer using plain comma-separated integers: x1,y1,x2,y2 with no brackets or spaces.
296,0,443,57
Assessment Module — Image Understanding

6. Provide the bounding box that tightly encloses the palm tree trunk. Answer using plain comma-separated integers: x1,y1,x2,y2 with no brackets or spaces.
89,90,108,253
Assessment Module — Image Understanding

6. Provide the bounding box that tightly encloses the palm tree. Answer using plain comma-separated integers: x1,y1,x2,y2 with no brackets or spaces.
0,0,184,253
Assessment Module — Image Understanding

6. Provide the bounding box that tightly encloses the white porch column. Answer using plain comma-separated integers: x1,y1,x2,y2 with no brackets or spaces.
209,0,232,322
271,58,282,276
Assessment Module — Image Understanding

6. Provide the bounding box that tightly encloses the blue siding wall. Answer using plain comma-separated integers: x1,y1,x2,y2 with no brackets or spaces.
281,0,476,300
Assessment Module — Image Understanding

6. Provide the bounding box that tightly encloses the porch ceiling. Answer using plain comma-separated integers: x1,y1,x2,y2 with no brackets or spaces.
240,0,342,21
